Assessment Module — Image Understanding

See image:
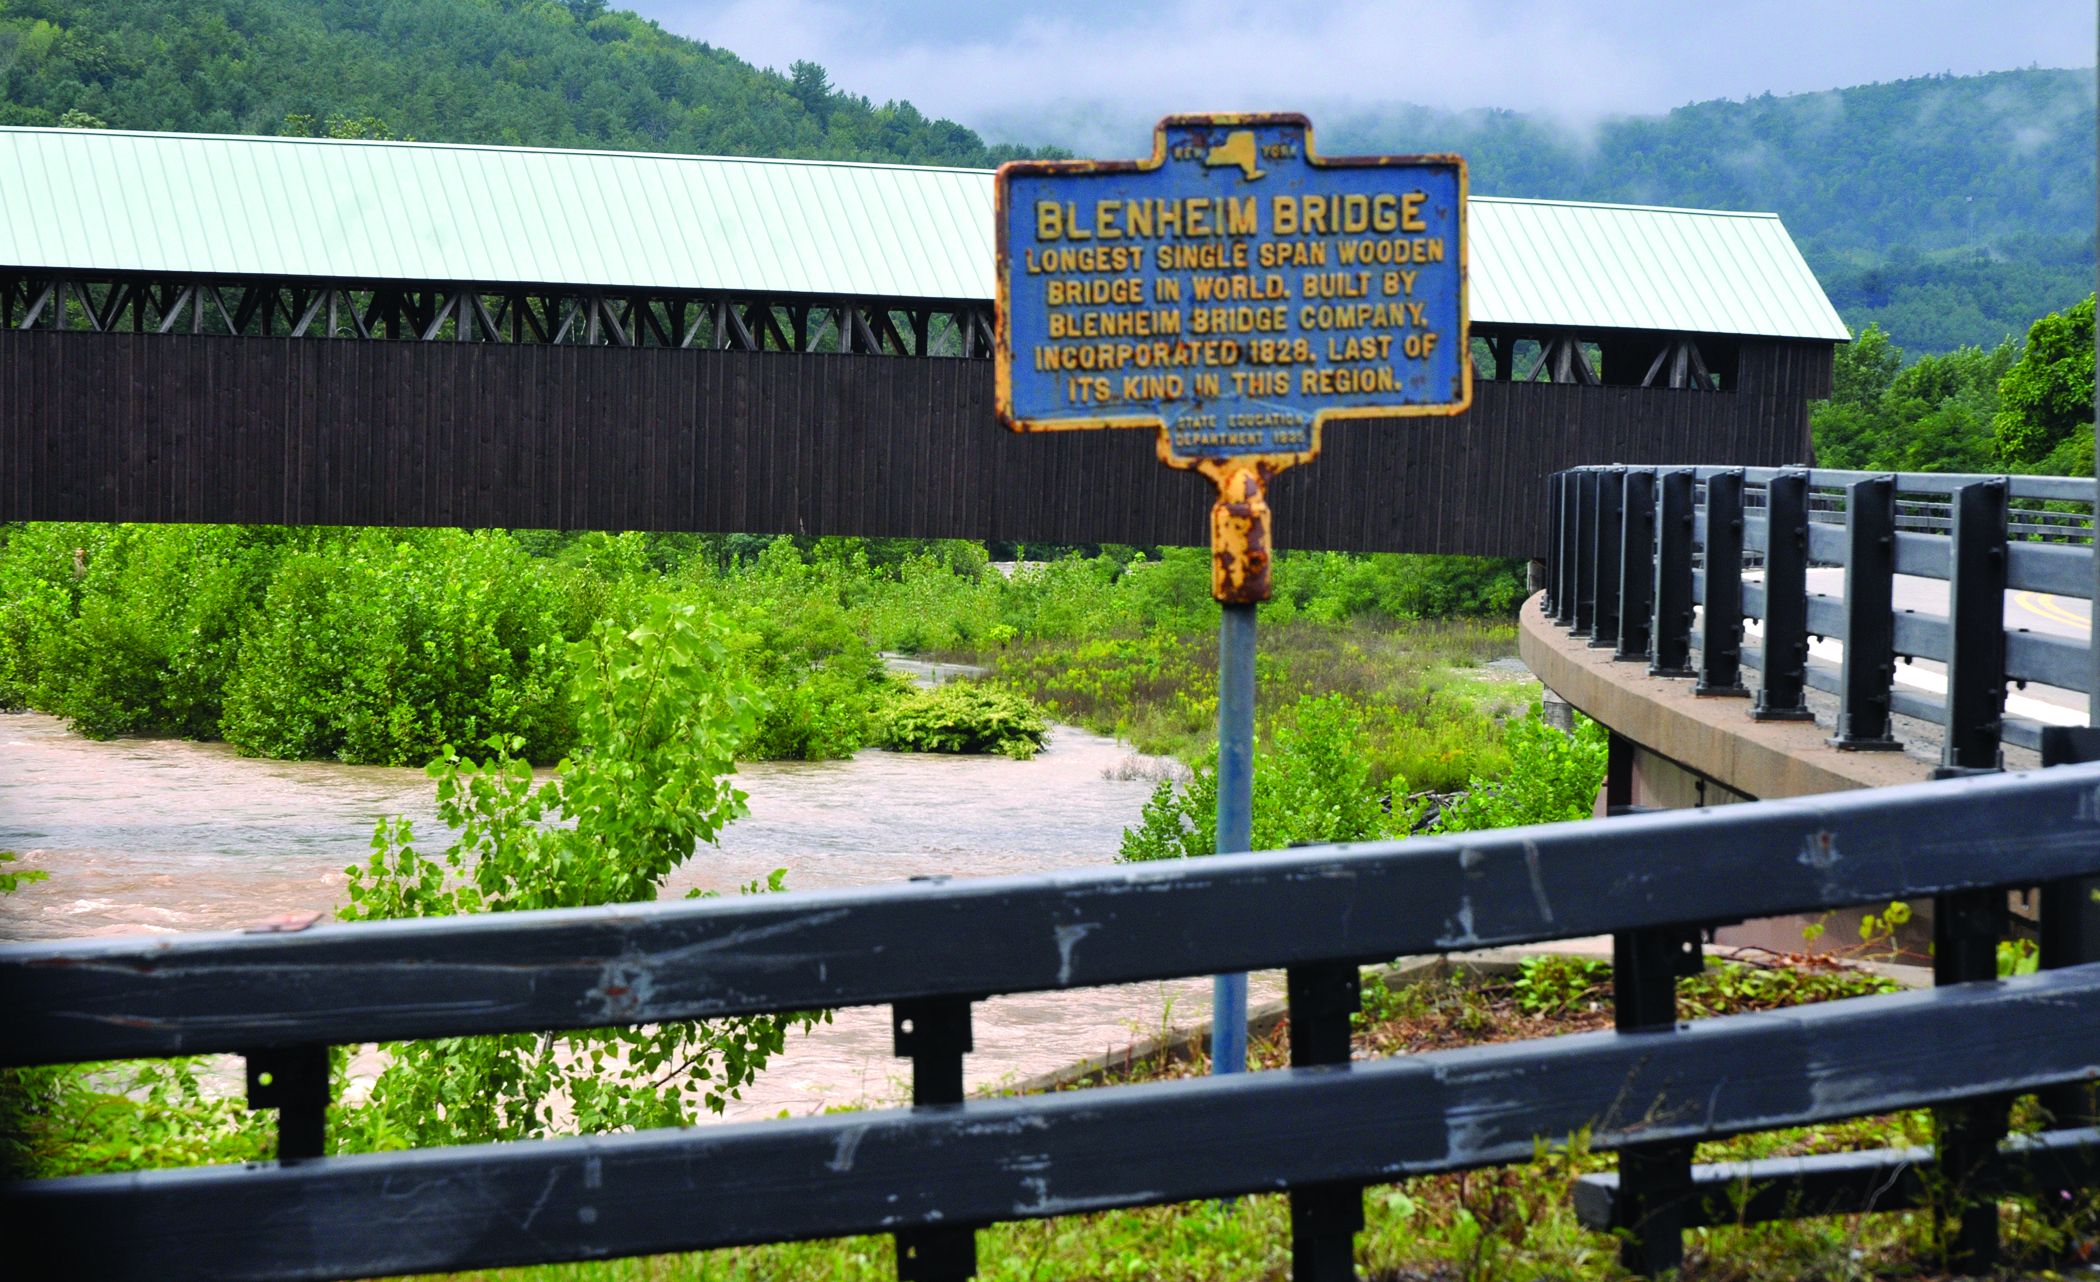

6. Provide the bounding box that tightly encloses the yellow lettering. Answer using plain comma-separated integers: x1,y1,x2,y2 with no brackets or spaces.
1401,192,1427,233
1036,201,1062,242
1272,196,1298,236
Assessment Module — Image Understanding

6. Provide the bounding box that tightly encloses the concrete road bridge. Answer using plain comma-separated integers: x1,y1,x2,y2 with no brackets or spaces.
1523,463,2100,950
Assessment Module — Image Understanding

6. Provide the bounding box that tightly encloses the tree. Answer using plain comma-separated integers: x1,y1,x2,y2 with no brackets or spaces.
1993,294,2096,471
1812,325,1904,468
337,596,820,1148
788,59,832,123
1833,323,1903,408
281,112,398,140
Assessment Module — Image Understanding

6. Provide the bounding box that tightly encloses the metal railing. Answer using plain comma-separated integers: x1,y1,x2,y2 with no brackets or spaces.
5,762,2100,1280
1545,465,2097,762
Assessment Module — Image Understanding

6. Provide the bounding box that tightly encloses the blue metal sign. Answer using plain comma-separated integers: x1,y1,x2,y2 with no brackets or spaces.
995,113,1468,468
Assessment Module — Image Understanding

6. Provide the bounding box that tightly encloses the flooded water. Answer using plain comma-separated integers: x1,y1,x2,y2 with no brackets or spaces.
0,711,1276,1118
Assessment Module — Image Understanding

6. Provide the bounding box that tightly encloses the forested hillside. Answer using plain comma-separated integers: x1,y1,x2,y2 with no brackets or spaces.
0,0,1044,165
0,0,2091,354
1324,69,2097,356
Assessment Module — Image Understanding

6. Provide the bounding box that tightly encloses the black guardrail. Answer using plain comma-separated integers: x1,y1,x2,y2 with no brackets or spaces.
6,761,2100,1280
1545,465,2098,762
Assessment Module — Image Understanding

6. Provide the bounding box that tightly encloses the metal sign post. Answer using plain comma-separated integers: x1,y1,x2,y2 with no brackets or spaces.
995,114,1467,1073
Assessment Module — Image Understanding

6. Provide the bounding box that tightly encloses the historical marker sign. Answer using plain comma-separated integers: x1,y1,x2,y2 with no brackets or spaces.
995,113,1468,474
996,116,1469,1075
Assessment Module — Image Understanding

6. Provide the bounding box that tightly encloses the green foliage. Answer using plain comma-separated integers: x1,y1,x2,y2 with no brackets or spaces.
1,1058,271,1179
1118,693,1419,863
1858,898,1914,948
1676,959,1900,1017
6,521,1537,771
1511,954,1610,1017
1512,952,1898,1024
0,0,1057,167
1998,937,2041,978
221,529,573,765
880,683,1047,760
1993,294,2096,470
1330,68,2098,356
711,537,906,761
1270,552,1527,623
0,523,285,738
1808,235,2094,359
0,850,45,895
1429,711,1608,833
1811,323,2019,473
338,595,818,1148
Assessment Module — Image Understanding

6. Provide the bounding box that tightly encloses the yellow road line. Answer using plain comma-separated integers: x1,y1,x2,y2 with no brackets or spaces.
2016,591,2092,631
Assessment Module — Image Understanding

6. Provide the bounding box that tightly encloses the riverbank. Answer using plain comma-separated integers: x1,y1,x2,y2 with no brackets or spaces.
0,709,1296,1123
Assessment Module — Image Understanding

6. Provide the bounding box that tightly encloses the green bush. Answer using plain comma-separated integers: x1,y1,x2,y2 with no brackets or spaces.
712,537,899,761
1121,704,1608,863
338,595,818,1148
220,529,572,765
0,523,285,738
4,520,1542,773
1119,693,1404,862
1430,711,1608,833
882,683,1049,760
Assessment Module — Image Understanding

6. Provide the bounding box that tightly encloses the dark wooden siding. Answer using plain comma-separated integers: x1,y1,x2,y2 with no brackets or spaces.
0,331,1830,557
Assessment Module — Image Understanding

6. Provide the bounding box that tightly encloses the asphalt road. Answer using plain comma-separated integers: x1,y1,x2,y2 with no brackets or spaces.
1769,569,2092,723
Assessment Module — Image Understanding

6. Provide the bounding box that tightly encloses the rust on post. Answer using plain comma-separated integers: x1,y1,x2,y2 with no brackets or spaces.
1207,463,1274,604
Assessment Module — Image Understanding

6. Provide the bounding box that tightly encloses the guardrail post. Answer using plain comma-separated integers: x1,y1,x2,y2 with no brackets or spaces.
1939,481,2009,774
1931,889,2007,1274
1649,470,1696,678
1830,476,1902,750
1287,961,1365,1282
1544,472,1563,616
244,1044,329,1161
1616,470,1656,663
1696,470,1749,696
1556,472,1580,628
1573,470,1599,636
2041,727,2100,1129
1590,467,1625,648
1751,471,1815,720
1610,926,1704,1276
894,997,978,1281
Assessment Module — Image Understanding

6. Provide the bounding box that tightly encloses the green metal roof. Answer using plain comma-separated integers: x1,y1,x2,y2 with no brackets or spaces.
0,127,1849,340
0,127,995,301
1468,196,1848,342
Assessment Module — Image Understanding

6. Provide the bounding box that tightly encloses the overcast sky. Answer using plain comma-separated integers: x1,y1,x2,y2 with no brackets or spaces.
625,0,2095,150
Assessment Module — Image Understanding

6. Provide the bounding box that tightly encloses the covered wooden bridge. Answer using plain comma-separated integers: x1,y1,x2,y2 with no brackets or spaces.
0,127,1848,556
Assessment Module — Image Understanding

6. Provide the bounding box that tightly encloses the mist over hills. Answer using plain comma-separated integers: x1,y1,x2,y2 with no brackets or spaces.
1317,68,2097,355
2,0,2091,355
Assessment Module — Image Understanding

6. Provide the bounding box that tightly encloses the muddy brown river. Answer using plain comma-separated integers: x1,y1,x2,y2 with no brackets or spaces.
0,710,1279,1119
